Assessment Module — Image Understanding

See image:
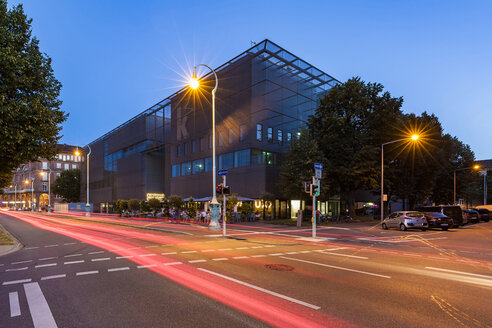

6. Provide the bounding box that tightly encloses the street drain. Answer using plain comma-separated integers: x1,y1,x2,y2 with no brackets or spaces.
265,264,294,271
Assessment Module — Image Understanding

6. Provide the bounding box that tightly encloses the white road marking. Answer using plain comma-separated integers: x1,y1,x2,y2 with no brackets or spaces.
140,254,157,257
201,250,216,252
108,267,130,272
12,260,32,265
76,270,99,276
25,247,39,250
286,252,299,255
116,255,134,259
88,251,104,255
251,246,263,249
188,259,207,263
164,262,182,266
212,258,228,261
41,274,66,281
44,244,58,248
380,251,398,254
35,263,57,268
9,292,21,317
64,254,83,258
269,253,285,256
6,267,28,271
425,267,492,279
63,242,76,245
321,252,368,260
264,245,276,248
39,257,57,261
218,248,232,251
198,268,320,310
181,251,197,254
233,256,249,259
64,260,84,265
161,252,177,255
137,264,157,269
3,279,32,285
24,282,58,328
280,256,391,279
145,245,159,248
299,250,311,254
251,255,267,258
92,258,111,262
236,247,249,250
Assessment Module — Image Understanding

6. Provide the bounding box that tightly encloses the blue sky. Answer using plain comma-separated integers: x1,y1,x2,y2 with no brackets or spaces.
9,0,492,159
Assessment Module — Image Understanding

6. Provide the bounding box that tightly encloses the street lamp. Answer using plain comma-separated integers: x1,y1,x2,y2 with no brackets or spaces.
39,168,52,212
189,64,221,230
453,165,480,205
76,146,91,216
30,177,35,212
381,135,419,222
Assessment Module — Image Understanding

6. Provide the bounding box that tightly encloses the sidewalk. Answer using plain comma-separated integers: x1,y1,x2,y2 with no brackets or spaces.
0,223,22,256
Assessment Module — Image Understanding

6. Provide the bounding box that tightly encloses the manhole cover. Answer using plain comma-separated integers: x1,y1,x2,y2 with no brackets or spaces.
265,264,294,271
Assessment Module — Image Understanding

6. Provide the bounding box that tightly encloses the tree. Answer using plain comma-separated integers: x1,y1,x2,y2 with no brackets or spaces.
51,169,80,203
161,198,170,217
168,195,183,211
147,198,161,216
308,77,404,216
128,199,140,213
0,1,67,187
115,199,128,215
140,200,150,213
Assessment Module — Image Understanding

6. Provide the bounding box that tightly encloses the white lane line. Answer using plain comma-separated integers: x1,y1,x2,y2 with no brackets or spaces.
137,264,157,269
64,254,83,258
145,245,159,248
116,256,134,259
233,256,249,259
41,274,66,281
425,267,492,279
428,256,447,260
63,242,77,245
92,258,111,262
380,251,398,254
44,244,58,248
321,252,368,260
164,262,182,266
12,260,32,265
64,260,84,265
251,246,263,249
9,292,21,317
3,279,32,285
280,256,391,279
218,248,232,251
35,263,57,268
161,252,177,255
24,282,58,328
181,251,197,254
6,267,28,272
269,253,285,256
39,257,57,261
189,259,207,263
201,250,215,252
25,247,39,250
286,252,299,255
88,251,104,255
236,247,249,250
299,251,311,254
212,258,228,261
264,245,276,248
198,268,320,310
140,254,157,257
251,255,267,258
76,270,99,276
108,267,130,272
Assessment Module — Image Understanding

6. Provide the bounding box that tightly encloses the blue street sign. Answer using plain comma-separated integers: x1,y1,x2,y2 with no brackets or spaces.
314,163,323,170
217,169,228,176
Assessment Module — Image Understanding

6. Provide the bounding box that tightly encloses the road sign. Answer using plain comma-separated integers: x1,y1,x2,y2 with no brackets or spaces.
314,163,323,170
217,169,228,176
315,169,322,179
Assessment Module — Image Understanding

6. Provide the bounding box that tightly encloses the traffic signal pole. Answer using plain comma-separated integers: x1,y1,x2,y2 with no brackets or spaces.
223,175,227,237
312,176,316,239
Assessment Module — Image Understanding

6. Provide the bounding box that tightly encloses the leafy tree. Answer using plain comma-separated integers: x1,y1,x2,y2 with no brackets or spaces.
168,195,183,211
240,202,253,215
115,199,128,215
128,199,140,213
140,200,150,213
308,77,404,216
0,1,67,187
51,169,80,203
161,198,170,217
147,198,161,216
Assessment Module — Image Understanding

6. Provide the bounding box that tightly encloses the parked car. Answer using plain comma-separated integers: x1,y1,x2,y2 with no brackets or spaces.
417,205,464,227
463,209,480,224
382,211,428,231
422,212,454,230
471,208,490,222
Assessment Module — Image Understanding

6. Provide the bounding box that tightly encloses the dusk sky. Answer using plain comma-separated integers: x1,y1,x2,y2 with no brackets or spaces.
10,0,492,159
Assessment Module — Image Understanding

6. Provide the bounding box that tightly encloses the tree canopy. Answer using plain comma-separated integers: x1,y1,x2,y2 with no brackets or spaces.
0,1,67,187
51,169,80,203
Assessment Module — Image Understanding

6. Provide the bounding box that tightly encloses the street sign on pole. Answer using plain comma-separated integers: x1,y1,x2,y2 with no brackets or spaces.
218,169,228,176
314,163,323,170
315,169,322,179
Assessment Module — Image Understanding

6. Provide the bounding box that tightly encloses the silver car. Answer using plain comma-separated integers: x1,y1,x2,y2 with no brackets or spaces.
382,211,428,231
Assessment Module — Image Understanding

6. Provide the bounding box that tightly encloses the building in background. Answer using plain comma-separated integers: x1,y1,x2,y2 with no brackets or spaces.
81,40,341,218
0,144,81,210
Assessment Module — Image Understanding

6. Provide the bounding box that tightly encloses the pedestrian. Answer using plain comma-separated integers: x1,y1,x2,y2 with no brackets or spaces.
296,209,302,227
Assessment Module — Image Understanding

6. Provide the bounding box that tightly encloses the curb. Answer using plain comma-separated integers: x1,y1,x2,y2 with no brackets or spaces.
0,224,22,257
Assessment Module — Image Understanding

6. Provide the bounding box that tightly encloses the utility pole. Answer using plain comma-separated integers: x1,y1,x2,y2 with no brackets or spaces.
222,175,227,237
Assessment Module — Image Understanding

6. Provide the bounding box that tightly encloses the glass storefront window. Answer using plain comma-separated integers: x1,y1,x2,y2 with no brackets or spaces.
205,157,212,172
234,149,250,168
172,164,180,177
181,162,191,176
192,159,204,174
219,153,233,169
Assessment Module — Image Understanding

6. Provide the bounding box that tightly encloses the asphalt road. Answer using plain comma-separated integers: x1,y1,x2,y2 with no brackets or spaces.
1,211,491,328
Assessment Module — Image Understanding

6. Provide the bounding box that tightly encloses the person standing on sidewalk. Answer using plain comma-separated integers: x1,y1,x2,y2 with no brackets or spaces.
296,209,303,227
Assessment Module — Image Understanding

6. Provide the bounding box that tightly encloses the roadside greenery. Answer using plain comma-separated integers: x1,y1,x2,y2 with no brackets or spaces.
51,169,80,203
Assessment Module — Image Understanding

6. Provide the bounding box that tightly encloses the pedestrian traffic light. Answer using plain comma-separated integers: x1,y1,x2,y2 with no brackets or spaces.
216,184,223,195
222,185,231,195
304,182,311,194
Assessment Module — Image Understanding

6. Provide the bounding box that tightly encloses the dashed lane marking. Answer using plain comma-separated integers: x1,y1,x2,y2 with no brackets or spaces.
41,274,66,281
164,262,182,266
137,264,157,269
212,258,228,261
251,255,266,258
92,258,111,262
108,267,130,272
3,279,32,285
236,247,249,250
161,252,177,255
6,267,28,272
321,252,368,260
76,270,99,276
64,254,83,258
188,259,207,263
181,251,197,254
12,260,32,265
140,254,157,257
116,255,134,259
44,244,58,248
218,248,232,251
200,250,215,252
35,263,57,268
233,256,249,259
39,257,57,261
64,260,84,265
88,251,104,255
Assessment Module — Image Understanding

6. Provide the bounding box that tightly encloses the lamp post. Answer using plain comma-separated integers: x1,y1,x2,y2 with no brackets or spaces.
381,135,419,222
453,165,480,205
482,169,488,206
39,168,52,212
30,177,35,212
76,146,91,216
189,64,221,229
11,184,17,210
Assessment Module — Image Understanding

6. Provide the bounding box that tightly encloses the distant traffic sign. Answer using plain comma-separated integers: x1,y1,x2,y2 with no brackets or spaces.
314,163,323,170
218,169,228,176
315,169,322,179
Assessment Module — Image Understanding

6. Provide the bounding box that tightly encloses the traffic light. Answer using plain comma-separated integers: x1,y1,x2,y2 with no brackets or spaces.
304,182,311,194
222,185,231,195
216,184,223,195
310,182,320,196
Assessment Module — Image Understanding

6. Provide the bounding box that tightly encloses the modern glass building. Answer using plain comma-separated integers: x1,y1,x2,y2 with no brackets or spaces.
82,40,340,218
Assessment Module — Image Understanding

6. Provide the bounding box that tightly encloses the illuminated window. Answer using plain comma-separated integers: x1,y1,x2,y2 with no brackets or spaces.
234,149,250,167
64,164,69,170
42,182,48,192
192,159,204,174
256,124,262,141
172,164,180,177
72,164,77,170
177,145,181,157
205,157,213,172
277,129,282,143
219,153,233,169
240,124,247,141
192,140,196,153
267,127,273,142
287,132,292,142
184,143,188,155
42,162,48,169
181,162,191,176
56,163,61,169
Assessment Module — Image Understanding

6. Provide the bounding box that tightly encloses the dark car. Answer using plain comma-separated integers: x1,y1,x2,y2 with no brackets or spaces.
417,205,464,227
471,208,490,222
423,212,454,230
463,209,480,224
